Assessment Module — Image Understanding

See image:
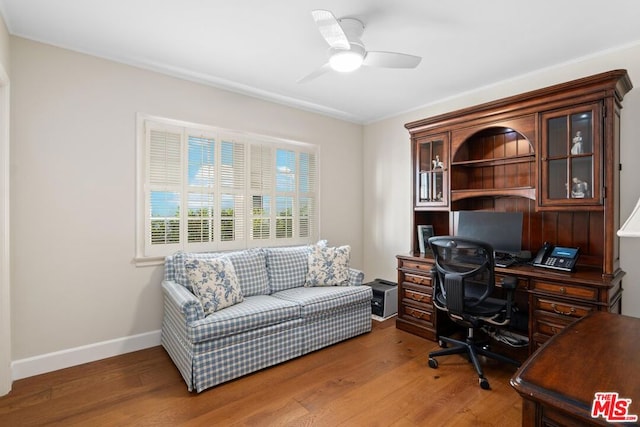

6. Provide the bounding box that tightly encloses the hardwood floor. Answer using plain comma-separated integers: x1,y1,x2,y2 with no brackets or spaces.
0,318,522,426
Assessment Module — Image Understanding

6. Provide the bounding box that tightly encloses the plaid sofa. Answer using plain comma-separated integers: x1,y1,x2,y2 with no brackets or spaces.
161,245,373,393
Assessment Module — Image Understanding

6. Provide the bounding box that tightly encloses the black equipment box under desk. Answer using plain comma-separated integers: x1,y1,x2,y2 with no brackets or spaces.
366,279,398,318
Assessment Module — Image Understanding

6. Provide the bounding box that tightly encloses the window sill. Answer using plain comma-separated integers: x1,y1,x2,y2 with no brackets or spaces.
133,256,165,267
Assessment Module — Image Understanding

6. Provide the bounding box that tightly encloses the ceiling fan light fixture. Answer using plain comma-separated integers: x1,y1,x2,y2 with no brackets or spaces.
299,10,422,83
329,45,364,73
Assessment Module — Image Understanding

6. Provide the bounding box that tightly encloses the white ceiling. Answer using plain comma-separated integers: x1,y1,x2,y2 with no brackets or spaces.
2,0,640,124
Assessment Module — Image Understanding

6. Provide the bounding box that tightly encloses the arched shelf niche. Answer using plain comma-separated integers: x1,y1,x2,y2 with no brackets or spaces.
450,123,536,204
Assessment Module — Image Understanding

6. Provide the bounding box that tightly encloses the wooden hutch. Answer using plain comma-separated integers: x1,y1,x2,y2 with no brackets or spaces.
396,70,633,355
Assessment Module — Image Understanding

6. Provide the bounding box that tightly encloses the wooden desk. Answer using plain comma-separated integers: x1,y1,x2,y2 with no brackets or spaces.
396,254,624,356
510,311,640,426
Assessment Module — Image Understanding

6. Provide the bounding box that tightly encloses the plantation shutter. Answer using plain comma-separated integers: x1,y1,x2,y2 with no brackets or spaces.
146,126,183,256
186,134,216,250
250,144,272,241
299,151,318,239
276,149,296,239
218,138,245,247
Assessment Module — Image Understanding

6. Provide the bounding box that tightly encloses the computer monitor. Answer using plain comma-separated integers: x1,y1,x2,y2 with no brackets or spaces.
456,211,523,255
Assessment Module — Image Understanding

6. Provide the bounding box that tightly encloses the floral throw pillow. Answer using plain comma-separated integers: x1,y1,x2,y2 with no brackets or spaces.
184,257,244,315
305,245,351,287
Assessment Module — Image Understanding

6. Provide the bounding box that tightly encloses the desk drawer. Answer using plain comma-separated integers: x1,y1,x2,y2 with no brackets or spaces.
401,284,433,305
533,296,593,319
404,273,432,287
534,312,576,336
531,280,597,302
496,273,529,290
532,311,583,348
400,259,433,273
402,305,434,324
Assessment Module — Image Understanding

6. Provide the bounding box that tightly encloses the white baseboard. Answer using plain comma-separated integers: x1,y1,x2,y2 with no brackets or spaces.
11,330,161,381
371,313,397,322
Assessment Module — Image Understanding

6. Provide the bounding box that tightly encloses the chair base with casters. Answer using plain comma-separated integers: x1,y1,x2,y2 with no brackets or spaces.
428,327,521,390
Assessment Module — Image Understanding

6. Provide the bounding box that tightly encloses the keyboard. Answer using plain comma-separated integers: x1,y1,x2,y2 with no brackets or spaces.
494,254,516,268
454,253,516,268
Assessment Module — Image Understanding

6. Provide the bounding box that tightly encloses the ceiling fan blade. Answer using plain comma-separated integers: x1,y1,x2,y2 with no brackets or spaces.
297,63,331,84
311,9,350,49
363,51,422,69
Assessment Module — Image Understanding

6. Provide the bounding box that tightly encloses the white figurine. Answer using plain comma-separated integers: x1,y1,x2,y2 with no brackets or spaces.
571,177,589,198
432,155,444,170
571,131,584,155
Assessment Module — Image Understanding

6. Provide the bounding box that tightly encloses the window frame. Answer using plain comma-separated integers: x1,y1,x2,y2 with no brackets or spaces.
135,114,320,264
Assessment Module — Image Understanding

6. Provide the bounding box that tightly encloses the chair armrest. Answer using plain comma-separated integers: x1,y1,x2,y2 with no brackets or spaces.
162,280,205,324
500,276,518,290
500,276,518,321
348,268,365,286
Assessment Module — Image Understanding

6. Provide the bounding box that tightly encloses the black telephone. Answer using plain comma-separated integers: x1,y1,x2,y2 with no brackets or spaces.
533,242,579,272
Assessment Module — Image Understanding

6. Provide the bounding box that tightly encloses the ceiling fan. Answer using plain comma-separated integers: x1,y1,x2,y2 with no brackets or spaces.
298,9,422,83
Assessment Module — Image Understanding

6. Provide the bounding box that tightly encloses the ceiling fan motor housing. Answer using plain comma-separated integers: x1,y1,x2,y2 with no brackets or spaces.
338,18,365,41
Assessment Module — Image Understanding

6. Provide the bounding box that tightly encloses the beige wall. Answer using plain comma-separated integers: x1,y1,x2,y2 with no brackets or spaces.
363,42,640,318
0,16,9,71
0,10,10,395
10,36,363,360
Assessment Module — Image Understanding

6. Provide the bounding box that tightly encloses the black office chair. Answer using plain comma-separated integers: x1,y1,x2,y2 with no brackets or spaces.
427,236,520,390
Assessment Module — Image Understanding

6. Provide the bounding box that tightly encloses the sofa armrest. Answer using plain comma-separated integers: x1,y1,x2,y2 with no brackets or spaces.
348,268,365,286
162,280,205,324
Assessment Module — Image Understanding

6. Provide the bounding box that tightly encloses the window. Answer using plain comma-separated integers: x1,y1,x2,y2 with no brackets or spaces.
137,115,319,259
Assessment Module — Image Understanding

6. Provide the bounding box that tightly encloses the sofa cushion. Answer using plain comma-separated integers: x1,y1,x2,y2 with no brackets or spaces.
188,295,301,343
265,245,312,292
273,286,372,318
171,249,270,296
185,257,244,315
225,249,270,296
305,245,351,287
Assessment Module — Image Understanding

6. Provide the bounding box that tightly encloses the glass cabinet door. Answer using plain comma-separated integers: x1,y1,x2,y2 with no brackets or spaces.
540,103,601,207
415,134,448,207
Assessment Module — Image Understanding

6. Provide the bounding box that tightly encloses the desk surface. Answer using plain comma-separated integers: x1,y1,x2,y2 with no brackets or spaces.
511,311,640,425
403,252,624,288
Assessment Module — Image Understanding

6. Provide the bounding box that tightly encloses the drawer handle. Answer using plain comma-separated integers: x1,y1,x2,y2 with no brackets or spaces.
559,287,566,294
551,303,576,316
408,308,427,319
410,293,429,302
